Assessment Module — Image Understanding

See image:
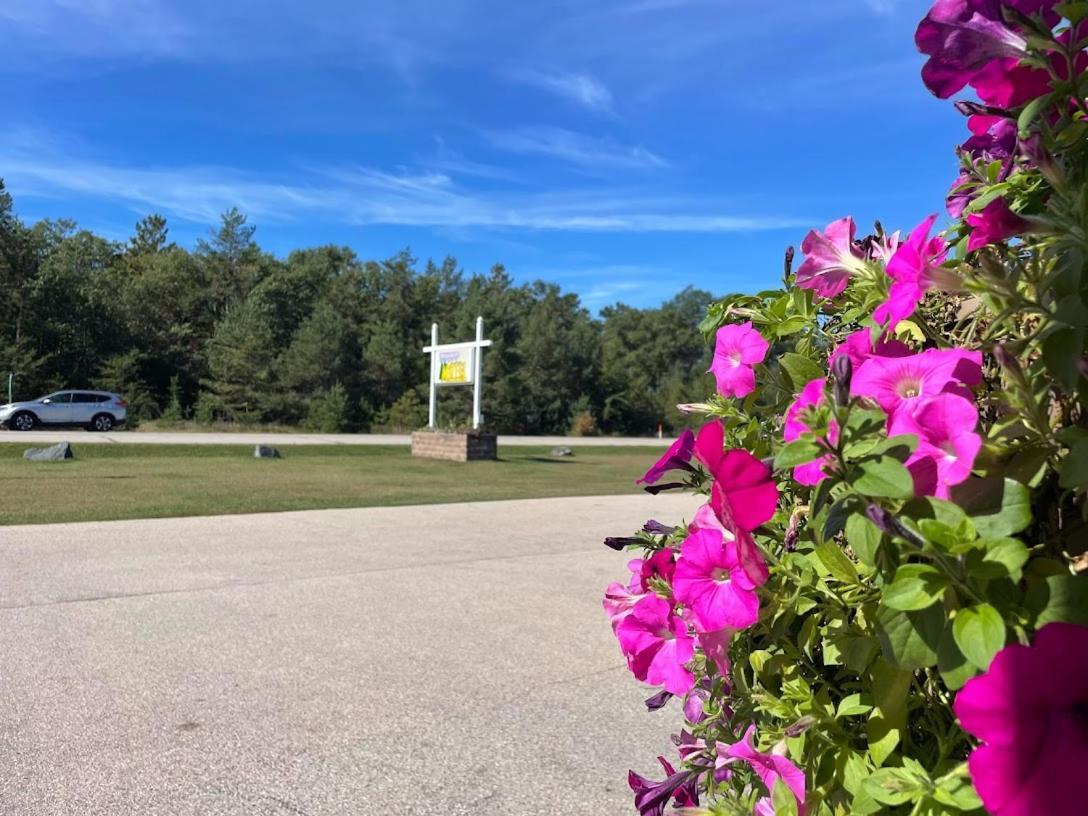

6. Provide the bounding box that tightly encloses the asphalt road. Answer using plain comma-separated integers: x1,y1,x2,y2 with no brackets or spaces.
0,493,698,815
0,430,671,447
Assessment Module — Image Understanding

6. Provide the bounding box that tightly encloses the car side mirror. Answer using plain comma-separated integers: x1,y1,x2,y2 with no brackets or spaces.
41,398,51,404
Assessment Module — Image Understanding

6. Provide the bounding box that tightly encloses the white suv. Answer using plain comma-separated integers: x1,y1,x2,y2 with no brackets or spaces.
0,391,128,432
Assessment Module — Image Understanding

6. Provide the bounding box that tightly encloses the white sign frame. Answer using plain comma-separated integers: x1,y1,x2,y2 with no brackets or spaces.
422,317,492,430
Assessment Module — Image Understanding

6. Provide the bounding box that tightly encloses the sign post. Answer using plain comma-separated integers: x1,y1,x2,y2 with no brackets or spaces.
423,317,492,430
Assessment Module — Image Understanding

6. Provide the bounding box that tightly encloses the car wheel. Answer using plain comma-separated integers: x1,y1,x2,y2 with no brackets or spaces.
11,412,35,431
91,413,114,432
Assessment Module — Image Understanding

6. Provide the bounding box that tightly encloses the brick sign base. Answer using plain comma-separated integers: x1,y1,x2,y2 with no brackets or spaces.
411,430,498,462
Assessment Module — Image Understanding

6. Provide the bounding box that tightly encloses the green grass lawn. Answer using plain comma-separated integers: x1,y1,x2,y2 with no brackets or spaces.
0,443,657,525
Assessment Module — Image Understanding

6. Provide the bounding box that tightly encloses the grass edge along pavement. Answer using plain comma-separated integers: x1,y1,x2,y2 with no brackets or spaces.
0,442,663,525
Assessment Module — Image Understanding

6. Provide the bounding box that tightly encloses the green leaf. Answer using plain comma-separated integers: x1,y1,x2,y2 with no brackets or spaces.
779,352,826,391
815,540,860,585
932,765,984,811
953,604,1006,670
1042,326,1086,389
1059,440,1088,489
852,457,915,499
868,659,912,768
937,626,976,690
771,778,800,816
1027,573,1088,627
951,477,1032,538
774,438,824,469
837,692,873,717
978,537,1030,582
876,604,943,670
884,564,949,611
845,513,882,567
863,767,923,806
1017,92,1054,134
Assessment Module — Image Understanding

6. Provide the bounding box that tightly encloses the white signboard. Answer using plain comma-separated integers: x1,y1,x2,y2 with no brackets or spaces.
423,318,492,429
435,346,475,386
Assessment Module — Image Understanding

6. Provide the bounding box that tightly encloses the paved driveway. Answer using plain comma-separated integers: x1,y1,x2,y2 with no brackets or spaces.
0,494,697,815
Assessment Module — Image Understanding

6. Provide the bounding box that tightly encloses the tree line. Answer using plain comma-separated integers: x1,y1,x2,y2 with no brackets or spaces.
0,180,715,435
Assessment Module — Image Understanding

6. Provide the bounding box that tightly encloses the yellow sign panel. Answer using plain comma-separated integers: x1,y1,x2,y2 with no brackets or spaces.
437,348,474,385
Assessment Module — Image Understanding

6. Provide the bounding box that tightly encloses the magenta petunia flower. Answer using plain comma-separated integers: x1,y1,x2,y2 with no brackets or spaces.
962,114,1018,159
603,559,647,630
795,217,868,298
628,755,700,816
616,595,695,695
947,172,978,219
889,392,982,498
873,214,950,329
639,548,677,590
637,428,696,485
851,347,983,419
966,198,1033,251
710,449,779,533
710,322,770,399
830,329,913,371
696,625,736,677
717,725,807,814
915,0,1057,102
673,528,759,632
690,503,769,589
954,622,1088,816
783,378,837,486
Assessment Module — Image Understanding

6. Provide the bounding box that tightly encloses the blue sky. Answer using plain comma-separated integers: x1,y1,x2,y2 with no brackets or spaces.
0,0,959,311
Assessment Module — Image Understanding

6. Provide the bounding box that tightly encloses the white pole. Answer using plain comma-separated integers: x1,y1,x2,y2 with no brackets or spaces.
428,322,438,428
472,316,484,430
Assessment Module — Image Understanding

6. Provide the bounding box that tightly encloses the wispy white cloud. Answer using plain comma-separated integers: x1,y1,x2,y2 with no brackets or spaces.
0,132,809,234
510,69,614,114
485,127,668,172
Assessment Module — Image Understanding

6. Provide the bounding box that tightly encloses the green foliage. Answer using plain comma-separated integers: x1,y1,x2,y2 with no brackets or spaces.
0,194,710,435
304,383,351,433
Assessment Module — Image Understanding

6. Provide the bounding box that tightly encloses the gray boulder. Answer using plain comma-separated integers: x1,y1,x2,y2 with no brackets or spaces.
550,446,574,457
24,442,73,462
254,445,282,459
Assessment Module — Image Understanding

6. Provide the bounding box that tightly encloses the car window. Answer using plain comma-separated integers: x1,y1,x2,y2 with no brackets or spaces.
44,393,72,404
72,393,99,403
95,395,111,403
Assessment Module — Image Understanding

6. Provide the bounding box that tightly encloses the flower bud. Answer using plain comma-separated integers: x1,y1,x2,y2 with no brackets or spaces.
784,245,795,278
644,690,673,712
832,354,852,407
865,504,925,548
1020,133,1064,186
642,519,678,535
603,535,642,551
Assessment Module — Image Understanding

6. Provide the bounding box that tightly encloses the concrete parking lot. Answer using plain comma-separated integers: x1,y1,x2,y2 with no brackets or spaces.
0,493,697,815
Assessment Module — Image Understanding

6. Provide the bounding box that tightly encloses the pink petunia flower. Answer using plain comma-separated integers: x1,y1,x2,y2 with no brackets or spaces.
696,625,736,677
829,329,912,371
616,595,695,695
603,559,647,630
637,429,696,485
889,392,982,499
851,347,983,419
639,548,677,590
954,622,1088,816
783,378,837,486
962,114,1018,160
966,198,1033,252
710,322,770,399
690,502,769,588
915,0,1057,103
795,217,868,298
710,450,779,533
717,725,807,815
873,214,951,329
673,528,759,632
